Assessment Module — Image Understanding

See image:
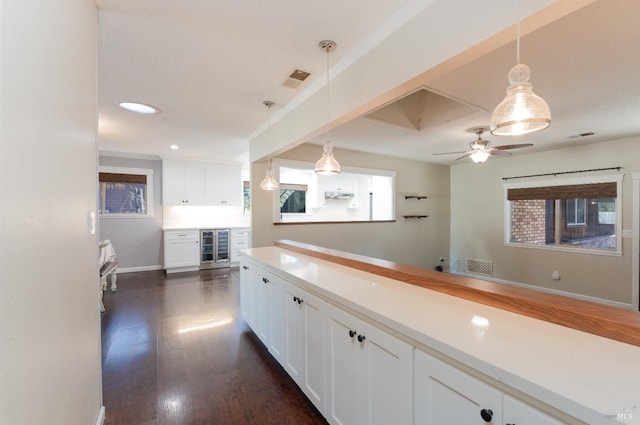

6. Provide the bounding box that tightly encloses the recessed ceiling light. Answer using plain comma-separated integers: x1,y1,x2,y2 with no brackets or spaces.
170,145,179,150
118,101,160,114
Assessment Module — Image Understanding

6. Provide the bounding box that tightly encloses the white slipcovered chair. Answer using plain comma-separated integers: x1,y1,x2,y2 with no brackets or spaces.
98,239,118,312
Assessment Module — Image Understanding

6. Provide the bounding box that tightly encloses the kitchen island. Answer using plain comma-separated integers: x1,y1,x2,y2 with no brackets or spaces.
240,242,640,425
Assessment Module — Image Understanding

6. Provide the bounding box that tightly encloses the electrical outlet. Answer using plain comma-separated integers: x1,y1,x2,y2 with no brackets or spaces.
551,270,560,280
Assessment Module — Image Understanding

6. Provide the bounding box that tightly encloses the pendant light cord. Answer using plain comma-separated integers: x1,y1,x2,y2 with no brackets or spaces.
516,0,521,64
325,45,330,143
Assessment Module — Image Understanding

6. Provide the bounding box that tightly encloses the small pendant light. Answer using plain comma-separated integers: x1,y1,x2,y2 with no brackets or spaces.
490,1,550,136
315,40,340,175
260,100,279,191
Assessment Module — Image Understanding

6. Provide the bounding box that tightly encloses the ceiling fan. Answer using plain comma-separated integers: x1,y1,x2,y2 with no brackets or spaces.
433,127,533,163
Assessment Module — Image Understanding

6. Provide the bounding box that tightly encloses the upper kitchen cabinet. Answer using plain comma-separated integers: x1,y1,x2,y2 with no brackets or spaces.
204,164,242,206
162,160,242,206
163,160,205,205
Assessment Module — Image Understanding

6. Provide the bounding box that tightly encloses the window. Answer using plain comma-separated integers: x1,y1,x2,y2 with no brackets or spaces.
505,176,622,254
271,159,396,223
566,198,586,225
98,166,154,218
280,184,307,213
243,181,250,214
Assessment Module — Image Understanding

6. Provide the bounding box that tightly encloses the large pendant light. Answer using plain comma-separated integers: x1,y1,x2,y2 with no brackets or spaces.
315,40,340,175
490,1,550,136
260,100,279,191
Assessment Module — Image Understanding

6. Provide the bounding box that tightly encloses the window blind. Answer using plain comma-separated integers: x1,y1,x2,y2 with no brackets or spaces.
99,172,147,185
507,182,616,201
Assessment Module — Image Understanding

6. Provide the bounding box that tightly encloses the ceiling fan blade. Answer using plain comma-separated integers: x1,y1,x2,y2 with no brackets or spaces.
492,143,534,151
490,149,512,156
432,150,470,156
455,153,472,161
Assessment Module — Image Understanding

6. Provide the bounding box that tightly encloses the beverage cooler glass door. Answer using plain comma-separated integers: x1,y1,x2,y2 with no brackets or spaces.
215,229,230,264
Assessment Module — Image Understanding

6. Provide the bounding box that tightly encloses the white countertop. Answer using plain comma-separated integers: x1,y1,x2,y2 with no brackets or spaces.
163,225,250,231
243,246,640,425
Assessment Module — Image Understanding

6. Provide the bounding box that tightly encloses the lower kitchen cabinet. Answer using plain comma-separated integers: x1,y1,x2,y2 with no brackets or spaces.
164,230,200,270
327,304,413,425
283,281,326,413
414,348,502,424
239,258,271,345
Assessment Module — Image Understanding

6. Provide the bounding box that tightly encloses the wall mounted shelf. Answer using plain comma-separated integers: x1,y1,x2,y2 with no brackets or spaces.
404,195,427,200
403,215,428,219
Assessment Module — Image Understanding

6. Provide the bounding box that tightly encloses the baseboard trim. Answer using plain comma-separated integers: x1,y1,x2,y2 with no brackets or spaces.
451,271,634,309
95,406,105,425
117,265,163,273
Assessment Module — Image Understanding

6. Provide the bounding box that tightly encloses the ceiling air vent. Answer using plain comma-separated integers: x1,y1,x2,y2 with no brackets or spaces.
282,68,311,89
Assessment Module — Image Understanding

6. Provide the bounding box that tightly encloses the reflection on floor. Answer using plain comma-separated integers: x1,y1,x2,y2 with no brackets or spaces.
101,268,328,425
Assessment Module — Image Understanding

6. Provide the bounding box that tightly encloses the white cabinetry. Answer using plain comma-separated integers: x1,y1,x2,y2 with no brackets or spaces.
239,258,271,346
230,228,250,264
327,303,413,425
282,281,326,413
503,395,564,425
162,160,205,205
204,164,242,206
163,160,241,206
163,230,200,271
414,349,502,424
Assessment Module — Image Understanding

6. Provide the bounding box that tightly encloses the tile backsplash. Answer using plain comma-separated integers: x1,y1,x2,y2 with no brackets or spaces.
163,205,250,228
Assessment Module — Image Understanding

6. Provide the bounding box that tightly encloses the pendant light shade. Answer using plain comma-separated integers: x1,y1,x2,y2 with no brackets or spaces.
315,40,340,175
490,1,550,136
315,140,340,175
260,157,279,190
260,100,279,191
490,64,550,136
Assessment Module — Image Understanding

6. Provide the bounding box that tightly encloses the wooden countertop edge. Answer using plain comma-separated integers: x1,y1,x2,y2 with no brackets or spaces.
274,239,640,347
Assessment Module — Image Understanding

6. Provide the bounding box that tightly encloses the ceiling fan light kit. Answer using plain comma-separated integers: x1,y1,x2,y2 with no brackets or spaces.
260,100,280,191
433,127,533,163
490,1,550,136
315,40,341,176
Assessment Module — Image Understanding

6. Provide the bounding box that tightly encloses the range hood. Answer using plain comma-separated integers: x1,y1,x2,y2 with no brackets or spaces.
325,191,354,200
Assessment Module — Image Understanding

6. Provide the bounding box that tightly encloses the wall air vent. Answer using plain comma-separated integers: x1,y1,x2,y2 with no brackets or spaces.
282,68,311,89
466,258,493,276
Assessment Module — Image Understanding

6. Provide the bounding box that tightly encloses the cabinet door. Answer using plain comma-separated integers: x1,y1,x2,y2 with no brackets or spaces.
253,268,271,346
164,231,199,268
359,322,413,425
414,349,502,425
301,289,326,414
503,395,564,425
283,283,305,386
268,273,287,366
239,259,252,325
162,161,186,205
205,164,241,206
183,162,205,204
327,304,360,425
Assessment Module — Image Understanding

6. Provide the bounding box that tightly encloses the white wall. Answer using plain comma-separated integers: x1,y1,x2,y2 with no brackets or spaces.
450,136,639,306
99,155,164,271
252,144,450,269
0,2,103,425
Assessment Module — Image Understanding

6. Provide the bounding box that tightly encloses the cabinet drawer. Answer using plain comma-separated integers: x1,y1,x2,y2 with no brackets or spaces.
231,239,249,249
165,230,199,241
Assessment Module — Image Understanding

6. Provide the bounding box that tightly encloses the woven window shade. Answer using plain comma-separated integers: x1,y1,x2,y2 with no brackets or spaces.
507,182,616,201
99,172,147,184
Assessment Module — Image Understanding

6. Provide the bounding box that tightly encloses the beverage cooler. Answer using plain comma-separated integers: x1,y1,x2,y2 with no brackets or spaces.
200,229,230,269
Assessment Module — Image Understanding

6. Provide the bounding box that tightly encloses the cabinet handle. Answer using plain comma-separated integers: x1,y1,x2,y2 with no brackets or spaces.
242,265,248,270
480,409,493,422
357,334,366,343
293,296,298,302
348,330,357,338
297,298,303,304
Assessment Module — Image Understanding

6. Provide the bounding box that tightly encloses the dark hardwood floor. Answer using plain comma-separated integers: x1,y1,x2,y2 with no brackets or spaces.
101,268,328,425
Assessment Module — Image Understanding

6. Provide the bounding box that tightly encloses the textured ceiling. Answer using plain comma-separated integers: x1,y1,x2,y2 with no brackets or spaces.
97,0,640,165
